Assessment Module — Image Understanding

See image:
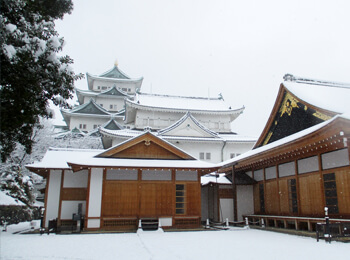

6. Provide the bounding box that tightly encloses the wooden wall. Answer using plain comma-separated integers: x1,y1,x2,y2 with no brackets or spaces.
253,167,350,218
100,170,201,230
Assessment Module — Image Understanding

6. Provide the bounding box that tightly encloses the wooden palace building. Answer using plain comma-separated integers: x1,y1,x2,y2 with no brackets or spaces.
219,75,350,230
27,132,217,232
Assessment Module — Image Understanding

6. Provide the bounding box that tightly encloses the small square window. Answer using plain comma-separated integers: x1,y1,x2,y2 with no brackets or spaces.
230,153,235,159
199,152,205,160
206,153,211,160
110,104,113,109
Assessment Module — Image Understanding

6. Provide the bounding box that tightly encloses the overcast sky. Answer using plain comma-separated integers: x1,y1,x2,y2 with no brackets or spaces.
55,0,350,137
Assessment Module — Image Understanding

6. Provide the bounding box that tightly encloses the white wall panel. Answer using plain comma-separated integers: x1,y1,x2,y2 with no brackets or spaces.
219,198,234,222
45,170,62,227
237,185,254,221
87,168,103,218
87,219,101,229
63,170,88,188
60,201,86,220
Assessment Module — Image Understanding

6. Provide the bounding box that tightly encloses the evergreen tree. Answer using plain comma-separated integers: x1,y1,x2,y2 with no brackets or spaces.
0,0,83,162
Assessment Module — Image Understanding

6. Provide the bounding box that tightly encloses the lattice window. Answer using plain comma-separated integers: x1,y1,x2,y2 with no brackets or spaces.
176,184,186,215
323,173,339,214
259,183,265,213
288,179,298,213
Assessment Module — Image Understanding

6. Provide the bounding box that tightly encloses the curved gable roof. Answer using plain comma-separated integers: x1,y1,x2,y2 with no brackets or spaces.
99,65,130,79
254,75,350,148
69,99,111,115
158,112,219,138
102,119,124,130
99,85,130,97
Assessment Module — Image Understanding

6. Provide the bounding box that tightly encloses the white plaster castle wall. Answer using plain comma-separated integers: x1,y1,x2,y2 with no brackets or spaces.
87,168,103,228
193,113,232,133
92,79,137,94
70,116,110,131
92,96,125,112
45,170,62,227
60,201,86,219
135,110,179,129
236,185,254,221
63,170,88,188
223,142,255,161
134,110,233,133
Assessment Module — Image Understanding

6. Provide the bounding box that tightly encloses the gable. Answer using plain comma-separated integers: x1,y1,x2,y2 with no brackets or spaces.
158,112,218,138
100,86,128,96
96,132,195,160
72,100,110,115
100,66,129,79
255,84,335,148
104,120,123,130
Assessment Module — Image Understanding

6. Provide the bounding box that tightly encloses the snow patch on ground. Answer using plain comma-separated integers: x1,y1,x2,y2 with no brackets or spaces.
1,221,349,260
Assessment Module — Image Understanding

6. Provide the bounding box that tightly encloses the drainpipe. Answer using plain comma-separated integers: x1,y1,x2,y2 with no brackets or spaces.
221,140,227,162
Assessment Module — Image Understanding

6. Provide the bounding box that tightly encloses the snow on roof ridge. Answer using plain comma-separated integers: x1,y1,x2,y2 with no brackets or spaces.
284,74,350,89
48,147,104,152
137,91,224,101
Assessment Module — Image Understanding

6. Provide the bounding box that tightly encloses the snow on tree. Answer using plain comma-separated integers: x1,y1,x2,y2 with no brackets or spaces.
0,0,83,162
0,118,103,206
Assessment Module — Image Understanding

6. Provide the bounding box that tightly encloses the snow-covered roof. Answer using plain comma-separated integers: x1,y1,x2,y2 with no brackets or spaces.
26,147,215,171
218,114,349,168
99,65,130,79
100,127,256,143
86,65,143,90
0,190,26,206
69,157,215,169
126,92,244,114
201,173,232,186
76,86,131,97
67,99,111,115
283,76,350,114
26,148,103,170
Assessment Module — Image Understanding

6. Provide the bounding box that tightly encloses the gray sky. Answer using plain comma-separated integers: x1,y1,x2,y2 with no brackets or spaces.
55,0,350,137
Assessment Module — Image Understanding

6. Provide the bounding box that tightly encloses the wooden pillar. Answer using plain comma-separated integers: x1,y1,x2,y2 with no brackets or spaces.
232,166,238,222
84,168,91,230
294,160,301,216
57,170,65,227
317,153,326,209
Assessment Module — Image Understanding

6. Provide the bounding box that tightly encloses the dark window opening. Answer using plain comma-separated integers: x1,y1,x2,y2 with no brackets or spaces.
288,178,298,213
323,173,339,214
259,184,265,213
176,184,186,215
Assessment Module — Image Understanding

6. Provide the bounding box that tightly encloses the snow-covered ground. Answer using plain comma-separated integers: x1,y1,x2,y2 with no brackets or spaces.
1,221,349,260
